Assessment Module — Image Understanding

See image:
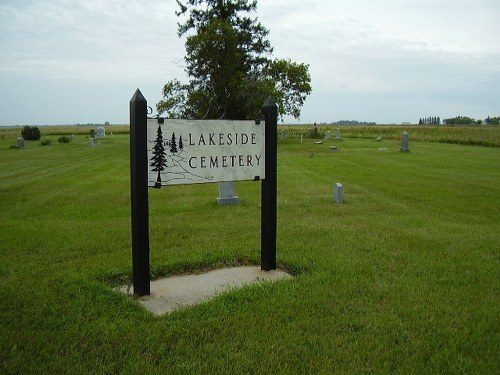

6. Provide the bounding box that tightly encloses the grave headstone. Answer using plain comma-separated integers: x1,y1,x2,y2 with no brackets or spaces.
217,181,240,205
89,128,96,146
336,128,342,140
333,183,344,204
281,130,286,140
325,131,332,139
16,137,25,148
96,127,106,138
376,136,383,142
328,145,338,150
400,131,410,152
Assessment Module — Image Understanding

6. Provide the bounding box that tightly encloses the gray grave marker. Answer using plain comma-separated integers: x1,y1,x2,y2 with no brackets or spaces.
333,183,344,204
217,181,240,205
400,131,410,152
89,128,96,146
16,137,25,148
325,131,332,139
336,128,342,140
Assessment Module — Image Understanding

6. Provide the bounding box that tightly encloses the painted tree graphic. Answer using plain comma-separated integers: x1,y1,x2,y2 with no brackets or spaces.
178,135,184,151
150,125,167,188
170,132,178,153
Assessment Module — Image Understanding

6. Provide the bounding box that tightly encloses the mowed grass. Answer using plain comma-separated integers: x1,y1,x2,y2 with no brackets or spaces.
0,130,499,374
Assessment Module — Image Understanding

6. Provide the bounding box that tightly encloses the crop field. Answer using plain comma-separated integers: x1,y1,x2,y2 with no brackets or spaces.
0,126,499,374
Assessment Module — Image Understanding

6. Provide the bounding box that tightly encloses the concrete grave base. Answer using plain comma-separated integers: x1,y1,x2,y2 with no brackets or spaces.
118,266,291,315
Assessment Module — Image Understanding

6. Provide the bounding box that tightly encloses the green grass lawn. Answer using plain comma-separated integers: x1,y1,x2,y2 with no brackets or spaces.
0,130,499,374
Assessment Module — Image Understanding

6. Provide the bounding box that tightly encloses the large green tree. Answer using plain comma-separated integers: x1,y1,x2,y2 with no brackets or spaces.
157,0,312,120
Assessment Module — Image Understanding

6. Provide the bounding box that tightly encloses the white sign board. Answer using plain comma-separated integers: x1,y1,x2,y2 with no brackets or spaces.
147,119,265,186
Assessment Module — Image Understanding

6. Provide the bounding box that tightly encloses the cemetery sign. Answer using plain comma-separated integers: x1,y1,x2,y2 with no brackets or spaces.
130,89,277,297
147,119,265,187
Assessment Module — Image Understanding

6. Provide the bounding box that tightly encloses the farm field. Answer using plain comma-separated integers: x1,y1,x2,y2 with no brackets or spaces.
0,127,499,374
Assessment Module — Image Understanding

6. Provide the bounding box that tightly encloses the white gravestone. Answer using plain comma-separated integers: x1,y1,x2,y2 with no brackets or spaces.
333,183,344,204
217,181,240,205
325,131,332,139
96,127,106,138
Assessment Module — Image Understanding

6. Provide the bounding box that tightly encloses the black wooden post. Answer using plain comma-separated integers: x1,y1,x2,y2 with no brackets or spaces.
261,97,278,270
130,89,150,296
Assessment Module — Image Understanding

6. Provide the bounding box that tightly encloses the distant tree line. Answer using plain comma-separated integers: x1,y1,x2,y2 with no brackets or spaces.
418,116,499,125
485,116,500,125
331,120,377,126
418,116,441,125
443,116,481,125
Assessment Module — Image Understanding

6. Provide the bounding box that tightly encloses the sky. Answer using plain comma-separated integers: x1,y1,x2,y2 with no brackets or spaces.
1,0,499,126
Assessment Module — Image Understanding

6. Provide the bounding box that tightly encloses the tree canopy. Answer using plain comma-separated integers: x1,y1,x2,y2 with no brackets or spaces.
443,116,481,125
157,0,312,120
485,116,500,125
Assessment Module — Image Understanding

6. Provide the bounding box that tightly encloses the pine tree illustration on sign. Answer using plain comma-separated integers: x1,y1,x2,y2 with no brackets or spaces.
170,132,178,153
178,135,184,151
150,125,167,188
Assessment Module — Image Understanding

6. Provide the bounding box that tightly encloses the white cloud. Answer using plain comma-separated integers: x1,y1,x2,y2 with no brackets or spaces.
0,0,185,81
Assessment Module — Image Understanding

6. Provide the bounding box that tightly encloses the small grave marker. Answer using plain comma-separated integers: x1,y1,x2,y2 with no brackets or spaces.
16,137,25,148
89,128,96,146
333,183,344,204
96,127,106,138
336,128,342,140
400,131,410,152
217,181,240,205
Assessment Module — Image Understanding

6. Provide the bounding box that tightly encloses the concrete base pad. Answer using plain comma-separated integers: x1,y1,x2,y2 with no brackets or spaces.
119,266,291,315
